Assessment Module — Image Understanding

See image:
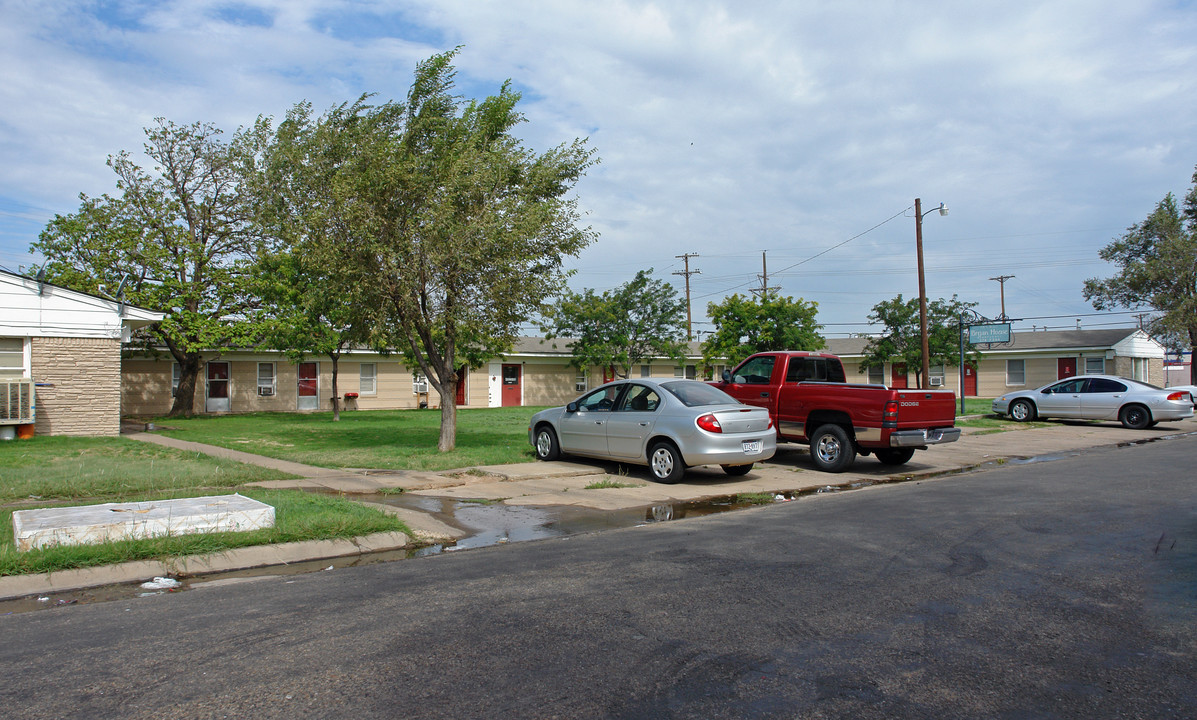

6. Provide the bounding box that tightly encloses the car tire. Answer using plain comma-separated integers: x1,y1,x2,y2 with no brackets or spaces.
809,424,857,473
648,441,685,484
875,448,916,466
1119,404,1151,430
1010,399,1036,422
721,463,753,476
534,425,560,461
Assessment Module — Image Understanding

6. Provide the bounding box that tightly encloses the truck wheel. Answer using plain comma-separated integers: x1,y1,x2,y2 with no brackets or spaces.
534,425,560,461
875,448,916,466
810,424,856,473
721,463,753,476
649,441,686,484
1009,399,1035,422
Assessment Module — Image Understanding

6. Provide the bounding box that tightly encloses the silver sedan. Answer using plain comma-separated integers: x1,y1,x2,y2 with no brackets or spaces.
992,375,1194,429
528,378,776,483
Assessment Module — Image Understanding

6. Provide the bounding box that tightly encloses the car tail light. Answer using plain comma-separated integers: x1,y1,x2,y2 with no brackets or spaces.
1167,391,1190,402
884,400,899,421
696,413,723,433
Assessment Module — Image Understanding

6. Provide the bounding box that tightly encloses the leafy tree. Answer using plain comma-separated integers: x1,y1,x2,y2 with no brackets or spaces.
33,119,268,416
298,51,596,450
1084,165,1197,383
249,101,383,421
702,291,823,368
542,269,689,379
857,294,979,388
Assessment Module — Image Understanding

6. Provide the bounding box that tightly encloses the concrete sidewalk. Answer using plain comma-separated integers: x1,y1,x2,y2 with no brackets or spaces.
3,417,1194,602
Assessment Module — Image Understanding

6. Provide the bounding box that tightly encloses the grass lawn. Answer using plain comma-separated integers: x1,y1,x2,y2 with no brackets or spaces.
151,406,544,471
0,437,408,576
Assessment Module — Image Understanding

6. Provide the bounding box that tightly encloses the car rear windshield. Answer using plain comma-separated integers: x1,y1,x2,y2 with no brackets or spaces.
661,381,738,407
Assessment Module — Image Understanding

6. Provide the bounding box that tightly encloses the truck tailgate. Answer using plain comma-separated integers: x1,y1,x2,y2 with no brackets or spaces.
894,389,957,428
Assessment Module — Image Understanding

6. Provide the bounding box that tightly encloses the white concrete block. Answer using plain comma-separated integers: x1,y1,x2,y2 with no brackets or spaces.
12,494,275,552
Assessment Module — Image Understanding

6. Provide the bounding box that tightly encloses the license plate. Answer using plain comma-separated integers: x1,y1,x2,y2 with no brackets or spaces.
742,440,762,454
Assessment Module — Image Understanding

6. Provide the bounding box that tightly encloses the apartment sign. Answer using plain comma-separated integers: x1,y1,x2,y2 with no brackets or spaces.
969,323,1011,344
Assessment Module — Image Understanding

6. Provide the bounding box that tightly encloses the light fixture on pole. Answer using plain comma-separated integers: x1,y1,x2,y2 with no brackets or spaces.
914,198,948,390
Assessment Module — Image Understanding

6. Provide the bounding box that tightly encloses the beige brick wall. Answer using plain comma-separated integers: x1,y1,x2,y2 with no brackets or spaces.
31,336,122,436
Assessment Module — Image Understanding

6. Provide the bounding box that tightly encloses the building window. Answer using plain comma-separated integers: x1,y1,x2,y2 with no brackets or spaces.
929,363,946,387
172,363,181,396
1132,357,1149,382
1006,359,1025,386
360,363,377,395
0,338,25,377
867,365,884,385
575,370,587,393
1084,357,1105,374
257,363,276,396
640,364,651,378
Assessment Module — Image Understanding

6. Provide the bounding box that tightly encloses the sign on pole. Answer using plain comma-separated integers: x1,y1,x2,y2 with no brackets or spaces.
968,323,1011,344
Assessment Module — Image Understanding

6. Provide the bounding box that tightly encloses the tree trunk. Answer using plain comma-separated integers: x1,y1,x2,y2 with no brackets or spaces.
168,354,202,417
1190,326,1197,384
438,375,458,452
330,354,341,422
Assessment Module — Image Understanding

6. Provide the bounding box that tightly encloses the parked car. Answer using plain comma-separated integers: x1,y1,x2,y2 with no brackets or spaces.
992,375,1194,429
1166,384,1197,408
528,378,776,483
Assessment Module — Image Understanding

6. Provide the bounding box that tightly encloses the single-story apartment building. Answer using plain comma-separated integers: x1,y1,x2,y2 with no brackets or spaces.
1,268,163,436
119,327,1169,417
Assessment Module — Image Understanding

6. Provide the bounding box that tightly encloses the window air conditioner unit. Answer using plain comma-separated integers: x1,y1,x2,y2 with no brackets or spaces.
413,380,429,394
929,377,944,387
1,379,36,425
258,386,275,397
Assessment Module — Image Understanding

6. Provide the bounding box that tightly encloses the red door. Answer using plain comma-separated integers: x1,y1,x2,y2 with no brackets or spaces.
501,364,521,407
891,363,908,389
455,367,467,406
963,363,978,397
297,362,319,410
1058,358,1077,380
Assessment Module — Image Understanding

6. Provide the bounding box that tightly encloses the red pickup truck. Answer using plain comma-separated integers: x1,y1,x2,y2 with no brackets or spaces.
712,351,961,472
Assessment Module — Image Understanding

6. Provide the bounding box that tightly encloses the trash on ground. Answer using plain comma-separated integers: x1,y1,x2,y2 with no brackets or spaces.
140,576,181,590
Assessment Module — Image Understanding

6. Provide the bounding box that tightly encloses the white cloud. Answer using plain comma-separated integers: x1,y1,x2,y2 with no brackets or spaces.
2,0,1195,335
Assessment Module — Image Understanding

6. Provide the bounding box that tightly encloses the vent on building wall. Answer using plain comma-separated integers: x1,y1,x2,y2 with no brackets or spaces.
1,379,36,425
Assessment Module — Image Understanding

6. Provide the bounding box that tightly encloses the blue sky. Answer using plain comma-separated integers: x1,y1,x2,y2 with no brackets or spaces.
2,0,1196,338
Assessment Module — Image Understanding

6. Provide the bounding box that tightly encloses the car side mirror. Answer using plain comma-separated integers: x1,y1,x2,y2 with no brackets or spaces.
721,369,732,383
566,402,578,413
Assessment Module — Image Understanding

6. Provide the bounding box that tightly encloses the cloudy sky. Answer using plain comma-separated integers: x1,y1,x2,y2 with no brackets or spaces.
2,0,1195,339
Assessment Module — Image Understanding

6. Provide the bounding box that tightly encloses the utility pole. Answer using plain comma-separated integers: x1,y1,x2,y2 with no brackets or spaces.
673,253,701,341
989,275,1015,320
915,198,930,390
751,251,778,299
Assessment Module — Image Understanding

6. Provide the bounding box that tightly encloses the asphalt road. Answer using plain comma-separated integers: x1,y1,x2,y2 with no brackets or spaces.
2,435,1195,719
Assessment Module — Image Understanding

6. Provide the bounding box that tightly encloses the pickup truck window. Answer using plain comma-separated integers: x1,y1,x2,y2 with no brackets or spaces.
733,356,775,384
784,357,846,383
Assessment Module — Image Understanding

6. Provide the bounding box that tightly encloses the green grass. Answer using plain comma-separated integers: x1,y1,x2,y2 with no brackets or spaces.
957,398,998,416
0,436,294,503
733,492,777,505
584,479,644,489
0,488,407,577
151,406,545,471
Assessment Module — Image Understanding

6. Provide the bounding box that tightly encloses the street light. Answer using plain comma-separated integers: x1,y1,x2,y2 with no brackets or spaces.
914,198,948,389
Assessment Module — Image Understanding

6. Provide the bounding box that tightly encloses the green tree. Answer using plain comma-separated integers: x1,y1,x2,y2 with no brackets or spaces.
308,51,597,450
33,119,268,416
702,291,823,368
542,269,689,379
1084,165,1197,383
249,101,383,421
858,294,978,388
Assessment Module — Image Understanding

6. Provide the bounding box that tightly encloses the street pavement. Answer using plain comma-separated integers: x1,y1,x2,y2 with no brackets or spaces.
3,415,1194,601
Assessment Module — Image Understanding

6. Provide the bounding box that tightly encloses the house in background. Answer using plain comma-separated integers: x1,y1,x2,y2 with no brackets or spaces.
827,328,1167,395
1,268,163,436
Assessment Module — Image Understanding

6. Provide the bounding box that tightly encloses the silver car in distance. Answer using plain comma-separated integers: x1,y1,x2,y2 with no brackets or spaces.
992,374,1194,429
528,378,777,484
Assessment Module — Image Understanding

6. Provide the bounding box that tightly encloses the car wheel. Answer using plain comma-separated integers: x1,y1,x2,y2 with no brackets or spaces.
1119,404,1151,430
721,463,753,476
1010,399,1036,422
648,441,685,484
534,425,560,461
809,424,857,473
875,448,916,466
